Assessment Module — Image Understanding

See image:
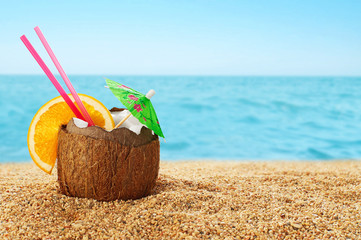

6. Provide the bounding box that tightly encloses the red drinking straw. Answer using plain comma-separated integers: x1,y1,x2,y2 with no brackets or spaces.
34,26,95,126
20,35,86,121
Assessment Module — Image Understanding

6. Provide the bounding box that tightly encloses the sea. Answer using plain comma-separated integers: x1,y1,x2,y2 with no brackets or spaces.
1,75,361,162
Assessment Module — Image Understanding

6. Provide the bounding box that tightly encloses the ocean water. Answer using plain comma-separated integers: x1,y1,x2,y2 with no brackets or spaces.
1,75,361,162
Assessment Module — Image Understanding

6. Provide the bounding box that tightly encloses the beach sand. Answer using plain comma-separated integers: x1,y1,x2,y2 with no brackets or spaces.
0,161,360,239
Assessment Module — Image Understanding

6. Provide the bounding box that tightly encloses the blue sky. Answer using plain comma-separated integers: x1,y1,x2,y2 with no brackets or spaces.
0,0,360,75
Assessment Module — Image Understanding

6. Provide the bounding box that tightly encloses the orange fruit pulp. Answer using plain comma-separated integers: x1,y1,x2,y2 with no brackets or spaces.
27,94,115,174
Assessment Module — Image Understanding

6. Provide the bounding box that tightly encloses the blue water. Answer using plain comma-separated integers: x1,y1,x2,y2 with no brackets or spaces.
1,75,361,162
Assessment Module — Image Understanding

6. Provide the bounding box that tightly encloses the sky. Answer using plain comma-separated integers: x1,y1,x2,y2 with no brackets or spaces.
0,0,360,76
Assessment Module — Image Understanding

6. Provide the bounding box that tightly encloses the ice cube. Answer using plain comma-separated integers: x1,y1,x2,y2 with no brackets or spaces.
73,117,89,128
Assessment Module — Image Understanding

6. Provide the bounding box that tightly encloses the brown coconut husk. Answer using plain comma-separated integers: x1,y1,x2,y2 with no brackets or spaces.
57,108,160,201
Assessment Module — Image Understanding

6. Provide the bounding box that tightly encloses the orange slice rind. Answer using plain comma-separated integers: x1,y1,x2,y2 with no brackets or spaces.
27,94,114,174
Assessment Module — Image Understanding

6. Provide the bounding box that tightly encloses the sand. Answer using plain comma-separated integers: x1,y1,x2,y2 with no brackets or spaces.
0,161,361,239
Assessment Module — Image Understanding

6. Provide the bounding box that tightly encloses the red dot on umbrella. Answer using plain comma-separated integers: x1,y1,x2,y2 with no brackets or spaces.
128,95,138,101
118,84,130,89
134,104,142,112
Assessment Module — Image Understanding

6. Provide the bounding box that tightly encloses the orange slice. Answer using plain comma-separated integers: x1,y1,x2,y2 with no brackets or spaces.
28,94,115,174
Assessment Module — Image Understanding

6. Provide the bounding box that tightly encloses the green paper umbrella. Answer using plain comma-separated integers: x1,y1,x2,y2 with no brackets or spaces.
105,78,165,138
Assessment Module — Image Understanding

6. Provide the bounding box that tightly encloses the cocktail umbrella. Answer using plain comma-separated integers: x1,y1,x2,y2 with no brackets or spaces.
105,78,165,138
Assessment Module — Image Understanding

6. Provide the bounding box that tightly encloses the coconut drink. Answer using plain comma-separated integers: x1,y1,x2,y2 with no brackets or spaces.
57,109,160,201
22,27,164,201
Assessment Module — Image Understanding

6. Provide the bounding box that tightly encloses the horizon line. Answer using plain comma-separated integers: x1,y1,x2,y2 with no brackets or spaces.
1,73,361,78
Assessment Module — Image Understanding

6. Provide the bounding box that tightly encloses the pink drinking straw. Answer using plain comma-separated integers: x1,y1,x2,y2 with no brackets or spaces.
34,26,95,126
20,35,86,121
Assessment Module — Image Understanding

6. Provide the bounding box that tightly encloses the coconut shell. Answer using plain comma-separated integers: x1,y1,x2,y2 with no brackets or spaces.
57,110,160,201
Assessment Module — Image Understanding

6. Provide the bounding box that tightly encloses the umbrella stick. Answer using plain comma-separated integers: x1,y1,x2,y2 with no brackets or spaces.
114,113,132,129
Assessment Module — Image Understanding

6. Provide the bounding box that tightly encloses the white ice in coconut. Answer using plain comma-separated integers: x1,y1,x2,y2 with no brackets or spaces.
112,89,156,135
73,113,150,135
73,117,89,128
110,110,147,135
74,89,156,135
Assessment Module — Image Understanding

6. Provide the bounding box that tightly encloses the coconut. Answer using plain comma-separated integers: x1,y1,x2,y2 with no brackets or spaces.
57,108,160,201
